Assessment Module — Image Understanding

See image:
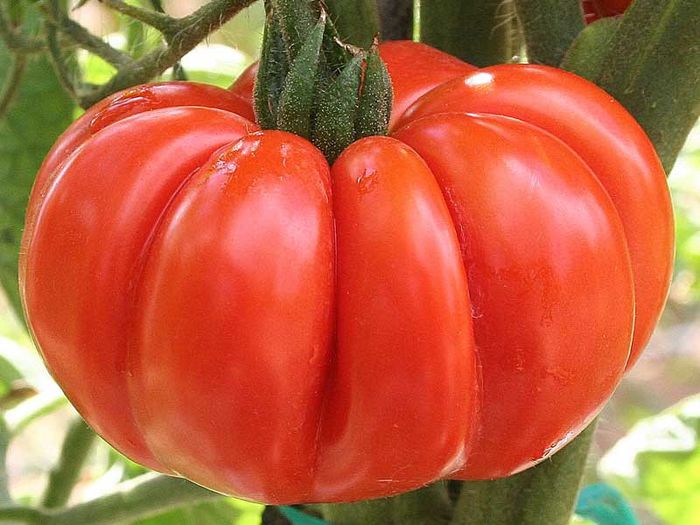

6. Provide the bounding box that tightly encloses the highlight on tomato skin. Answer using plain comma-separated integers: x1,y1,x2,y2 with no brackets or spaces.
397,64,674,370
19,40,674,505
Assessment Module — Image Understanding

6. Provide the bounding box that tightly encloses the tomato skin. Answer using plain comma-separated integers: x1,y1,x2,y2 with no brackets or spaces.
583,0,631,22
228,41,475,130
592,0,630,16
316,137,476,500
130,131,336,502
394,114,634,477
22,45,672,502
377,41,476,129
21,107,256,472
398,65,674,369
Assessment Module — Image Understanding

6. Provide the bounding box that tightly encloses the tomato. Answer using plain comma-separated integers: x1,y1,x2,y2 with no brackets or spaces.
583,0,631,22
21,46,672,503
229,41,475,130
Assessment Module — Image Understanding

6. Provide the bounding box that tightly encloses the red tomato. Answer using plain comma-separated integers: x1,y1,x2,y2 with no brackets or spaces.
228,41,475,130
583,0,631,22
21,48,672,503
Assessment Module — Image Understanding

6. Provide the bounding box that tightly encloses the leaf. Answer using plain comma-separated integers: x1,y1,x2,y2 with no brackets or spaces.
599,395,700,525
0,33,76,317
133,497,263,525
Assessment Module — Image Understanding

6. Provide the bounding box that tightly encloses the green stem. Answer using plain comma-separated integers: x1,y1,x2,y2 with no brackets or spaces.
376,0,413,41
322,482,453,524
81,0,257,107
0,474,220,525
0,53,27,119
41,418,97,509
0,4,44,53
419,0,516,67
450,421,596,525
99,0,174,35
43,1,134,68
566,0,700,172
324,0,379,48
513,0,584,66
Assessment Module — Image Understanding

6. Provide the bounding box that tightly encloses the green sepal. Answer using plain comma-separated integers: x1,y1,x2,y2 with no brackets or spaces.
560,17,621,80
276,15,326,139
355,46,392,138
271,0,319,61
322,14,353,75
254,10,290,129
312,54,363,163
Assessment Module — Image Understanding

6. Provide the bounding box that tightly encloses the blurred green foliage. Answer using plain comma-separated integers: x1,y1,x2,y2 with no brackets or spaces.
0,9,75,315
670,126,700,301
600,395,700,524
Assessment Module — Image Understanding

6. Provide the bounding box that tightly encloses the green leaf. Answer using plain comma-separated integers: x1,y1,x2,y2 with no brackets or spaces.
0,40,76,317
133,498,263,525
599,395,700,525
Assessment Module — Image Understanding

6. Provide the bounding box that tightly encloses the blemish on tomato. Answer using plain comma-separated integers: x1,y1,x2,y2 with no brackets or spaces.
356,168,378,194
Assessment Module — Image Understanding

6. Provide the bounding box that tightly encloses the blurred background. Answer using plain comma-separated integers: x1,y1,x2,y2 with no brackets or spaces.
0,1,698,524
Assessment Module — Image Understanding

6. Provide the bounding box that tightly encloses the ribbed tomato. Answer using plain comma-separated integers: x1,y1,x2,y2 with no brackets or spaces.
20,44,672,504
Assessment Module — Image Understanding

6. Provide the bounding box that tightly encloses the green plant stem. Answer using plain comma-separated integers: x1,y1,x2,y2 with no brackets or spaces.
99,0,173,34
565,0,700,172
324,0,379,48
419,0,516,66
0,474,221,525
80,0,257,106
0,5,44,53
0,54,27,119
43,2,134,68
322,482,453,524
450,421,596,525
376,0,413,40
41,418,97,509
513,0,583,65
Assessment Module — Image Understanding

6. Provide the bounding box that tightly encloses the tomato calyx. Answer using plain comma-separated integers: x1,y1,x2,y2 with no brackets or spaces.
255,1,392,162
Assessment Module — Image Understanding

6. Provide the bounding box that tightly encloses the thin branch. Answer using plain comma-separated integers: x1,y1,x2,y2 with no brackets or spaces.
79,0,258,107
0,54,27,119
42,2,134,68
99,0,174,35
45,20,81,103
0,474,221,525
42,418,98,509
0,3,45,53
